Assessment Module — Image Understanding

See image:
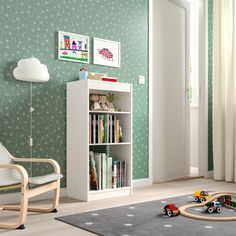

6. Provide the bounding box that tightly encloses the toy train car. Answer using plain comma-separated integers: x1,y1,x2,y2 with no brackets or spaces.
224,196,236,207
218,196,236,208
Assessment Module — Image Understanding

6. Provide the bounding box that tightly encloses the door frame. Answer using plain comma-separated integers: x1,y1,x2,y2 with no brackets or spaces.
198,0,209,177
149,0,209,183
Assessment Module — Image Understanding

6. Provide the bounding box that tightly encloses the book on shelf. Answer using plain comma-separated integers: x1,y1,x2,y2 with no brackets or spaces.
99,115,104,143
101,153,107,189
89,151,127,190
106,157,113,189
114,160,127,188
109,115,113,143
103,115,107,143
89,151,98,190
89,115,92,144
112,161,117,188
89,114,123,144
94,153,102,190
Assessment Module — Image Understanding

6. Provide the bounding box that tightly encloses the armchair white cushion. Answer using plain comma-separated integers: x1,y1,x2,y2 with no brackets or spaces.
0,143,21,186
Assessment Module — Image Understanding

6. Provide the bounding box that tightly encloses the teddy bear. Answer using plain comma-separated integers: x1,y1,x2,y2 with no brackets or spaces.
99,95,108,111
90,93,116,111
90,94,101,110
107,93,116,111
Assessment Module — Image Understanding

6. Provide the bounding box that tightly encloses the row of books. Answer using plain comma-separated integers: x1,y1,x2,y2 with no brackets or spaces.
89,114,123,144
89,151,127,190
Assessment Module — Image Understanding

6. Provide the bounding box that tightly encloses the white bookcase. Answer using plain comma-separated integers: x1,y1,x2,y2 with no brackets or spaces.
67,80,132,201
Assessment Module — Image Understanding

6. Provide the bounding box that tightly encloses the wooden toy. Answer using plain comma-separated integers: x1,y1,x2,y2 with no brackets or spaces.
219,196,236,210
161,204,180,217
179,192,236,221
194,190,210,202
204,201,222,213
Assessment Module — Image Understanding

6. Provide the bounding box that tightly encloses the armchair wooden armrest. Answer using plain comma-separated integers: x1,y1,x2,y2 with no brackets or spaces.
12,157,61,174
0,164,29,184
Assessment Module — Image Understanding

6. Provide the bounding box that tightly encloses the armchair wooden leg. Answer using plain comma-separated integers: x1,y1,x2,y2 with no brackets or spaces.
49,179,60,212
0,180,61,229
0,185,28,230
27,179,60,213
1,180,61,214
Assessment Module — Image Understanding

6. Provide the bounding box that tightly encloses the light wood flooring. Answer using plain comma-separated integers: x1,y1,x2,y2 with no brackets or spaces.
0,178,235,236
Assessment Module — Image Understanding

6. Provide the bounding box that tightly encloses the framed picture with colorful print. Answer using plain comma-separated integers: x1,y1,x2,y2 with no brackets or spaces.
58,31,89,63
93,37,120,68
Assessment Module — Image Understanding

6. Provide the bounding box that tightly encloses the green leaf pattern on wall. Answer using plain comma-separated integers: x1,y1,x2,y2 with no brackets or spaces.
0,0,149,188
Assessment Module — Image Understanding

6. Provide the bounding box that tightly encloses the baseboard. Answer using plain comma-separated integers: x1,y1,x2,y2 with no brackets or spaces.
0,188,67,205
205,170,214,179
133,178,152,187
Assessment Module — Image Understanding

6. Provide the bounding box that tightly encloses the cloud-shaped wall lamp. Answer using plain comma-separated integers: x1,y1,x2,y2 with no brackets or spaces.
12,58,50,163
13,58,50,82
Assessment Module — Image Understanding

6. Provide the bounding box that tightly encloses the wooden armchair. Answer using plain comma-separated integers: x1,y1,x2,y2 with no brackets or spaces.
0,143,63,229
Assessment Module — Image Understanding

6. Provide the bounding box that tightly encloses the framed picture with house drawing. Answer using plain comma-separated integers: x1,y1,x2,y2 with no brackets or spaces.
58,31,89,63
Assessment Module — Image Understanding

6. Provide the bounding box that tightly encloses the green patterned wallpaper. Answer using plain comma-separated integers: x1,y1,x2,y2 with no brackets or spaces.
0,0,149,187
208,0,213,171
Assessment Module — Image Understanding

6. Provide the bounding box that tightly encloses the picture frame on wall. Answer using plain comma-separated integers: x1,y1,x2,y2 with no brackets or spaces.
58,31,89,63
93,38,120,68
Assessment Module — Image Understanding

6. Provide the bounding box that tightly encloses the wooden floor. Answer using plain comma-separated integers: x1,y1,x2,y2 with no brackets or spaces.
0,178,235,236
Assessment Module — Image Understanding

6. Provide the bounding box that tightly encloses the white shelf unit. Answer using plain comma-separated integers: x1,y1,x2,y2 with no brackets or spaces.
67,80,132,201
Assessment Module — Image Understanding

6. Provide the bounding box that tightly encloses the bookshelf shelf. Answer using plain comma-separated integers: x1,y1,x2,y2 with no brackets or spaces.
67,80,132,201
89,142,131,146
89,110,131,115
89,186,131,193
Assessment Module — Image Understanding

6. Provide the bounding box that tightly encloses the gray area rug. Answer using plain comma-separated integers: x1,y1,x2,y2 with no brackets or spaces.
56,194,236,236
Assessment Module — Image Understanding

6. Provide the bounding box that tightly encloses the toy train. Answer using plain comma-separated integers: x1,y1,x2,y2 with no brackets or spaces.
223,196,236,208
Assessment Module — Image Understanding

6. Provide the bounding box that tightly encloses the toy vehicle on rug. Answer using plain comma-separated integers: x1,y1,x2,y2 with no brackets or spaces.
204,201,222,213
219,196,236,208
161,204,180,217
194,190,210,203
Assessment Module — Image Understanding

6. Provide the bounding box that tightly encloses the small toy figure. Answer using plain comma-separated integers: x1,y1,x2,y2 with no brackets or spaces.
204,201,222,213
194,190,210,203
90,94,101,111
161,204,180,217
79,67,88,80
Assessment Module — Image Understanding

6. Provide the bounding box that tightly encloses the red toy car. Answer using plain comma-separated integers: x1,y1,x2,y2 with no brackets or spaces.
161,204,180,217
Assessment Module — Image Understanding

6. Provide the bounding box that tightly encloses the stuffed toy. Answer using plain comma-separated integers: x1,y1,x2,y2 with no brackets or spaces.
99,95,108,111
90,94,101,110
107,93,116,111
90,93,116,111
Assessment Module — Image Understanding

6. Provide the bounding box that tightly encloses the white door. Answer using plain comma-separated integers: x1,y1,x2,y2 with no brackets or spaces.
152,0,190,182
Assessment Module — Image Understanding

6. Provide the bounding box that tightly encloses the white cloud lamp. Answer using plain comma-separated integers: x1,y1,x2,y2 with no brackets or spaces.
13,58,50,164
13,58,49,82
